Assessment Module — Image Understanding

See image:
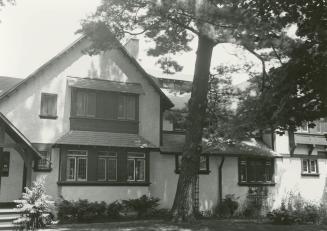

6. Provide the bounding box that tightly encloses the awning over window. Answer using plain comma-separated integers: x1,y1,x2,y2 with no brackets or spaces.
67,77,144,94
56,130,157,149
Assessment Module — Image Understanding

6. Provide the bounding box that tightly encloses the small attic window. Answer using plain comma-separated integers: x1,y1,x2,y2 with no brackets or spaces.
40,93,57,119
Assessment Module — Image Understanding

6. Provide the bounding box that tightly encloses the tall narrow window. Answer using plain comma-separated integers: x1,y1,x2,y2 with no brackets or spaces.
66,150,88,181
175,154,209,174
96,151,117,181
127,153,145,182
76,91,96,117
40,93,57,118
118,95,136,120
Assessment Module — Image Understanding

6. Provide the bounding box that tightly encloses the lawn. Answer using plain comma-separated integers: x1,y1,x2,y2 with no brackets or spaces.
44,219,327,231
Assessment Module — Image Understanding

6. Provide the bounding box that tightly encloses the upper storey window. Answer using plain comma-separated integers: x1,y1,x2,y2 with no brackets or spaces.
76,91,96,117
40,93,57,119
72,88,137,121
118,94,136,120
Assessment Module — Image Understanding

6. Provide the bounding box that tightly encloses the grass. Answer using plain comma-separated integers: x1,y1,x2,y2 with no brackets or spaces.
43,219,327,231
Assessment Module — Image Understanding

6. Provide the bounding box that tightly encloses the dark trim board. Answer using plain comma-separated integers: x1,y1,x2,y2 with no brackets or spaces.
0,202,16,208
57,181,150,186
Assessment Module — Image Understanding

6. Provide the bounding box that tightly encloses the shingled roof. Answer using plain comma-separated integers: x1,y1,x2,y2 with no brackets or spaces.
161,132,281,158
56,130,157,149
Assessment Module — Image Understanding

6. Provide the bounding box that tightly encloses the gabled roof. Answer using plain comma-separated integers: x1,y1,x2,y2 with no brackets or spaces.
0,76,22,97
0,112,41,159
56,130,157,149
160,132,281,158
0,35,174,109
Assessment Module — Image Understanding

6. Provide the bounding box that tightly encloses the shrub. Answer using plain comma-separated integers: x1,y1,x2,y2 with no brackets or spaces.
57,199,124,223
122,195,160,218
216,194,239,218
267,194,324,225
13,176,55,230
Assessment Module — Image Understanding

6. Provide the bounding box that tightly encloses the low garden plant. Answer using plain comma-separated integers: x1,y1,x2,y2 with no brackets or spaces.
215,194,239,218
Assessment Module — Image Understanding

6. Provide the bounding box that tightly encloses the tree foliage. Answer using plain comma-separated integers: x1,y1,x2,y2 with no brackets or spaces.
79,0,327,221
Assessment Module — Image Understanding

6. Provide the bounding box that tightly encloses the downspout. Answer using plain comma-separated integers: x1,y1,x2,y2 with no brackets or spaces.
218,156,225,204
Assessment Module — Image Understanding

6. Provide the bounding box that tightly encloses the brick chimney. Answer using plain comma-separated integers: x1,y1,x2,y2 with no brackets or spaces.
124,38,139,59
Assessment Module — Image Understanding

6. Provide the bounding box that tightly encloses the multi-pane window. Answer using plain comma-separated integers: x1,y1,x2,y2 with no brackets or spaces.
36,151,51,170
239,158,274,184
302,159,318,175
175,154,209,173
118,95,136,120
127,153,145,182
40,93,57,118
76,91,96,117
66,150,88,181
97,151,117,181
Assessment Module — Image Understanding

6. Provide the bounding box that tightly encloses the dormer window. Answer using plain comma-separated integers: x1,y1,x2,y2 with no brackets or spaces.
40,93,57,119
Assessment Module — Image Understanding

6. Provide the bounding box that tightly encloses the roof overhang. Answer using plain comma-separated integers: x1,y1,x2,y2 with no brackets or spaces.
0,112,41,159
67,77,145,94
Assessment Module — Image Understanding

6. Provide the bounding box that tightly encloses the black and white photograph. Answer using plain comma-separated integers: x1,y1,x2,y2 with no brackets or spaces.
0,0,326,230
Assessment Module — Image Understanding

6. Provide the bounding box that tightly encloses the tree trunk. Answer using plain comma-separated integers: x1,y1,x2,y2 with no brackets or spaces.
171,36,214,222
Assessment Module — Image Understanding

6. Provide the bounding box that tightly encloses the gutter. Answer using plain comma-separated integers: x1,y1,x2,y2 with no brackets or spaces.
218,156,225,204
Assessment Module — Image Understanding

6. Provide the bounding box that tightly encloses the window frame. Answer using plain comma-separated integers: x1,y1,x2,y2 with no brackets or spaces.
66,150,88,182
175,154,210,174
96,151,117,182
238,157,275,186
301,158,319,176
127,152,146,182
75,90,96,118
40,93,58,119
34,150,52,172
297,122,309,133
1,151,10,177
117,94,137,121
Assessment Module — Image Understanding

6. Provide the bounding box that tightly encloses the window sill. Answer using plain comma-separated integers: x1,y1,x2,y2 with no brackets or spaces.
34,168,52,172
175,170,211,175
39,115,58,120
238,182,275,186
70,116,138,123
301,173,320,177
57,181,150,186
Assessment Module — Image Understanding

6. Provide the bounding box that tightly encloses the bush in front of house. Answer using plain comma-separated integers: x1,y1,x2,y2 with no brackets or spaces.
13,176,55,230
57,195,163,223
215,194,239,218
267,192,325,225
122,195,160,218
57,199,123,223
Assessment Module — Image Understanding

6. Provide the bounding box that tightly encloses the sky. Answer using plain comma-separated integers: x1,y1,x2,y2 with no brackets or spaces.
0,0,260,83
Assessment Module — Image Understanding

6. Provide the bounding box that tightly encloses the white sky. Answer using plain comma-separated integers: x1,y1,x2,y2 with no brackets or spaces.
0,0,259,84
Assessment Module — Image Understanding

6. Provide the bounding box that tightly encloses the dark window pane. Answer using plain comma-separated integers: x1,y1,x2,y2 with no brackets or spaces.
77,158,87,180
1,152,10,177
97,158,106,181
108,159,117,181
127,159,135,181
41,93,57,117
135,159,145,181
126,95,136,120
67,157,76,180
